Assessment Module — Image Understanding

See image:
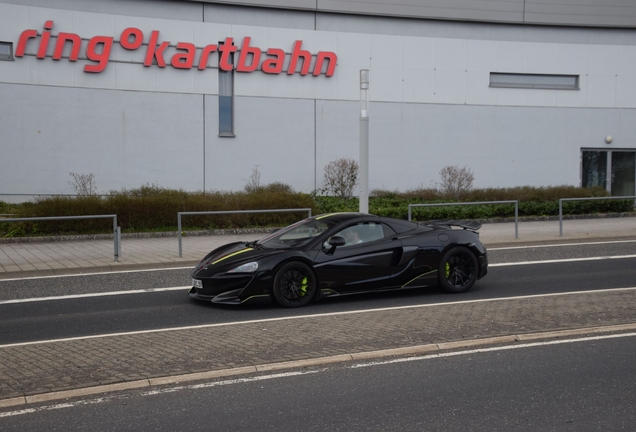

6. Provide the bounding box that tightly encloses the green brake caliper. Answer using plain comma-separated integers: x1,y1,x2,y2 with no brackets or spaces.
445,262,450,278
300,277,308,296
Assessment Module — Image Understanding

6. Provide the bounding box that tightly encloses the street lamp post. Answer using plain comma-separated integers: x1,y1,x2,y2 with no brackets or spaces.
359,69,369,214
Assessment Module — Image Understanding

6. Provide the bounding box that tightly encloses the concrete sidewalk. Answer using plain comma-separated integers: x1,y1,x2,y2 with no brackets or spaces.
1,216,635,278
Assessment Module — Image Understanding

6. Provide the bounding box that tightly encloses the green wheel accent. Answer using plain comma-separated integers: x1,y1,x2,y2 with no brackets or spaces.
445,262,450,278
272,262,317,308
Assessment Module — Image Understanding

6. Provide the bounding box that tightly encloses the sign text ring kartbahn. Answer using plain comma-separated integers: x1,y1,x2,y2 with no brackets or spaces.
14,20,337,76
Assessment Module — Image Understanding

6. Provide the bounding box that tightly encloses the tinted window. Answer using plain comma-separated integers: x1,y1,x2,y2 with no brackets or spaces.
383,219,418,234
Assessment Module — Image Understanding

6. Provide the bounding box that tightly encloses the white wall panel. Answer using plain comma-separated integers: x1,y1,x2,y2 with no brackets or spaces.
268,72,304,98
155,65,195,94
587,45,617,75
497,41,526,72
114,15,157,45
435,38,466,71
557,75,586,107
0,55,30,84
336,32,370,67
29,55,75,86
72,11,115,39
495,87,526,106
231,25,268,50
206,96,315,192
194,67,218,95
434,69,465,104
526,89,557,107
465,70,496,105
335,65,361,100
0,4,28,38
235,69,269,97
154,17,194,43
617,46,636,75
526,43,557,74
302,72,338,99
74,59,117,89
27,6,73,33
556,44,587,75
615,75,636,108
301,30,337,54
193,21,232,47
402,37,434,70
267,27,304,51
466,40,497,72
371,67,402,102
402,68,434,103
586,74,616,107
115,62,156,91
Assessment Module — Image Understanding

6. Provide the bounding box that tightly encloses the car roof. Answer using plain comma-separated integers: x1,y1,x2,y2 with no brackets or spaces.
312,212,376,224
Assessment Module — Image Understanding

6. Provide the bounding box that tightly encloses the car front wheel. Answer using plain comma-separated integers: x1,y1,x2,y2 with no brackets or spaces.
438,246,478,293
272,261,317,308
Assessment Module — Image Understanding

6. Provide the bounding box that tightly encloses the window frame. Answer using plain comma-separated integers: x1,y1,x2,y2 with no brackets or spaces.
0,42,14,61
490,73,579,90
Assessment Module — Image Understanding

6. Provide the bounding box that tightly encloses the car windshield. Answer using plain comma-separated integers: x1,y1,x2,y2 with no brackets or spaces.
257,218,337,249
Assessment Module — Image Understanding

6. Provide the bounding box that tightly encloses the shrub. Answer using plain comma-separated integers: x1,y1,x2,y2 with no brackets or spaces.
439,165,474,200
68,172,97,196
322,158,359,200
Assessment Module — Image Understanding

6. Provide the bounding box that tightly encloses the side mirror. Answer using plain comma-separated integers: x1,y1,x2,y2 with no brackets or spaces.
328,236,346,247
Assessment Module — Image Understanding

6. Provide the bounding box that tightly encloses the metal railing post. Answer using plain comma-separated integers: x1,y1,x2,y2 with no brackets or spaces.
408,201,519,239
178,214,183,258
177,208,312,257
559,195,635,236
113,215,118,262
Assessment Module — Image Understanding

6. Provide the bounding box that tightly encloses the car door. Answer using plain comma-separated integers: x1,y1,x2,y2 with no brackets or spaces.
312,222,403,293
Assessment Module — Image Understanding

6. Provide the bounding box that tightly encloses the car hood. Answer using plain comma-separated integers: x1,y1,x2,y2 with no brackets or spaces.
191,242,286,276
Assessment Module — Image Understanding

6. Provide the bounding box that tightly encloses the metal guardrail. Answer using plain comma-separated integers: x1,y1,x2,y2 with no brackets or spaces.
0,215,121,262
559,196,636,236
177,208,313,257
408,201,519,239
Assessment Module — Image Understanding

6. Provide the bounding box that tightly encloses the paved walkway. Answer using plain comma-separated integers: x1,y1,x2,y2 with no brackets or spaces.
1,216,636,278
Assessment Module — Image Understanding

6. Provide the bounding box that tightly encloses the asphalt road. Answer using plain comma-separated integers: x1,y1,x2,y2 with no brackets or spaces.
1,333,634,431
1,241,635,345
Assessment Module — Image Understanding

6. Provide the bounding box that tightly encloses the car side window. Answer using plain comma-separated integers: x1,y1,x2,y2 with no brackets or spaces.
324,222,395,249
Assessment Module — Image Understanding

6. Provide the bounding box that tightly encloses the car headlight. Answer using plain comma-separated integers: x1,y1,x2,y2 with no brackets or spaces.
227,261,259,273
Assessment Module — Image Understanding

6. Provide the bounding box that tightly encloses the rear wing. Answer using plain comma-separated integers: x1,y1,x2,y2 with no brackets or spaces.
420,220,482,232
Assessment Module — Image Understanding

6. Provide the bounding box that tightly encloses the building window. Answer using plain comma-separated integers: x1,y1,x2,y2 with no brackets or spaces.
0,42,13,61
490,73,579,90
218,43,235,137
582,149,635,196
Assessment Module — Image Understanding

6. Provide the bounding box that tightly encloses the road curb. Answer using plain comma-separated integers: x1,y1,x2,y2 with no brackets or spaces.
2,322,635,410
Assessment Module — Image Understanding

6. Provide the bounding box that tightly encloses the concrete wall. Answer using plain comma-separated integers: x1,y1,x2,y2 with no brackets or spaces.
1,1,635,198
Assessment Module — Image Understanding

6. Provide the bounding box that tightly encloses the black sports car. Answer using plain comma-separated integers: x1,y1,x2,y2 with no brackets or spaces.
189,213,487,308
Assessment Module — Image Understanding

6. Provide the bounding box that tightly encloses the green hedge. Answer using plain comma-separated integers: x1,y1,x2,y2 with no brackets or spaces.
1,185,633,237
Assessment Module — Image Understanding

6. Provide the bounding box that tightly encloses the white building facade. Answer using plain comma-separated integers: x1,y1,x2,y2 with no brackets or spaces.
1,0,636,199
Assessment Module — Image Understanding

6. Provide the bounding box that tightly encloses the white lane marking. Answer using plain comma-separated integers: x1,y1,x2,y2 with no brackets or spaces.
1,286,634,349
349,332,636,369
141,370,323,397
490,254,636,267
488,239,636,251
0,287,190,305
2,333,634,418
0,266,193,282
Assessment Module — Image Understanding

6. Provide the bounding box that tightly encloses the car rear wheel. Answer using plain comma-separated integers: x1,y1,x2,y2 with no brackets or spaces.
438,246,478,293
272,261,317,308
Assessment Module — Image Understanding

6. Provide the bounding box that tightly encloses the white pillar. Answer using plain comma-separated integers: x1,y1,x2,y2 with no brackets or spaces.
359,69,369,214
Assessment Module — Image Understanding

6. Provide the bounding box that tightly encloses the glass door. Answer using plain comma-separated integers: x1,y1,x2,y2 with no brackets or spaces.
581,150,635,196
611,151,636,196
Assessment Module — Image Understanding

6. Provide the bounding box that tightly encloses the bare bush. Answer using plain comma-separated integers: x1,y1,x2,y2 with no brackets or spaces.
244,165,262,193
439,165,474,200
323,158,359,200
68,172,97,196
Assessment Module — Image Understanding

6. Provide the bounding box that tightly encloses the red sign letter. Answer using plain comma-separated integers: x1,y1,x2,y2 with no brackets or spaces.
120,28,143,50
144,30,170,67
53,32,81,61
84,36,113,73
313,51,337,77
236,37,261,72
15,29,37,57
198,43,218,70
171,42,195,69
218,37,237,71
287,40,311,75
262,48,284,74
